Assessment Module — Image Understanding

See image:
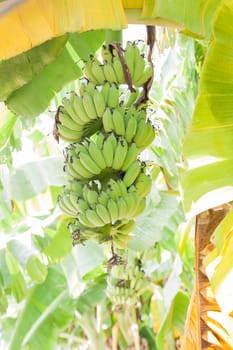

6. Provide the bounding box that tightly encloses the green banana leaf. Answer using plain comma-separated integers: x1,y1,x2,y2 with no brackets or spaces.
8,267,75,350
5,30,105,117
181,0,233,215
0,35,68,100
140,0,220,38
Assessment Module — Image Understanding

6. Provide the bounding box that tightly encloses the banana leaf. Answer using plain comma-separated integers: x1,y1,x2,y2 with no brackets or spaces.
181,0,233,215
0,0,127,60
5,30,105,117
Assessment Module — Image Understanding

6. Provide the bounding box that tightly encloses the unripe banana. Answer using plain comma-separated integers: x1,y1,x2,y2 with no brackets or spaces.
90,56,106,85
103,136,114,168
98,191,109,206
58,111,83,132
135,172,152,198
78,212,96,228
112,137,128,170
103,61,118,83
124,41,134,78
121,143,138,171
107,84,120,109
86,188,99,207
88,140,106,170
64,163,83,180
101,44,112,63
79,152,102,175
101,82,110,103
85,209,105,227
58,195,77,217
117,220,135,234
125,116,137,143
82,92,98,120
134,62,153,87
102,108,114,133
132,53,145,83
117,197,129,220
62,97,79,122
72,94,91,124
95,204,111,225
112,56,124,84
96,132,105,150
57,124,82,142
107,199,119,223
93,88,106,117
82,59,99,84
123,160,141,187
71,157,94,179
112,109,125,136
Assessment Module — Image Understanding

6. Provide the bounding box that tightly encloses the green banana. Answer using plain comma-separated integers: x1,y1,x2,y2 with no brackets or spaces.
107,199,119,223
121,143,138,171
112,137,128,170
62,97,79,122
78,212,96,228
124,116,137,143
112,109,125,136
103,61,118,83
102,108,114,133
72,94,91,124
112,56,124,84
98,191,109,206
85,209,105,227
100,82,110,103
90,57,106,85
123,160,141,187
93,88,106,117
102,135,114,168
71,157,94,179
95,132,105,150
101,44,112,63
64,163,83,180
132,52,145,83
95,203,111,225
124,42,135,78
107,83,119,109
82,92,98,120
137,121,155,150
86,188,99,207
133,119,148,148
57,124,82,142
117,220,135,234
82,59,99,84
79,152,102,175
58,111,83,132
135,172,152,198
117,197,128,220
88,140,106,170
134,62,153,87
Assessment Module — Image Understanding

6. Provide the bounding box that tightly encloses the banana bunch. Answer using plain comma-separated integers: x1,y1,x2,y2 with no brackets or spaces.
83,42,153,88
69,218,135,247
57,81,121,143
56,39,155,250
58,179,146,226
106,263,147,306
102,106,155,151
63,132,144,181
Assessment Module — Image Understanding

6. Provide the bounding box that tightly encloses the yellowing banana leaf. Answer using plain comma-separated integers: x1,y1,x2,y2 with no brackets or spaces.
181,0,233,215
203,208,233,315
0,0,127,60
5,30,105,117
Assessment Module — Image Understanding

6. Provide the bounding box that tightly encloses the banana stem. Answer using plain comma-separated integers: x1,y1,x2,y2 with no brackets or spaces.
78,312,105,350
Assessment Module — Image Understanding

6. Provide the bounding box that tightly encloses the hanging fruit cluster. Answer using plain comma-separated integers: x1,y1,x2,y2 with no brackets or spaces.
54,41,155,250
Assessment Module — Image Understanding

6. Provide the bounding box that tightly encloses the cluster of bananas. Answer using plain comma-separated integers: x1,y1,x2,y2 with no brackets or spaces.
84,42,153,87
56,41,155,247
106,263,146,305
